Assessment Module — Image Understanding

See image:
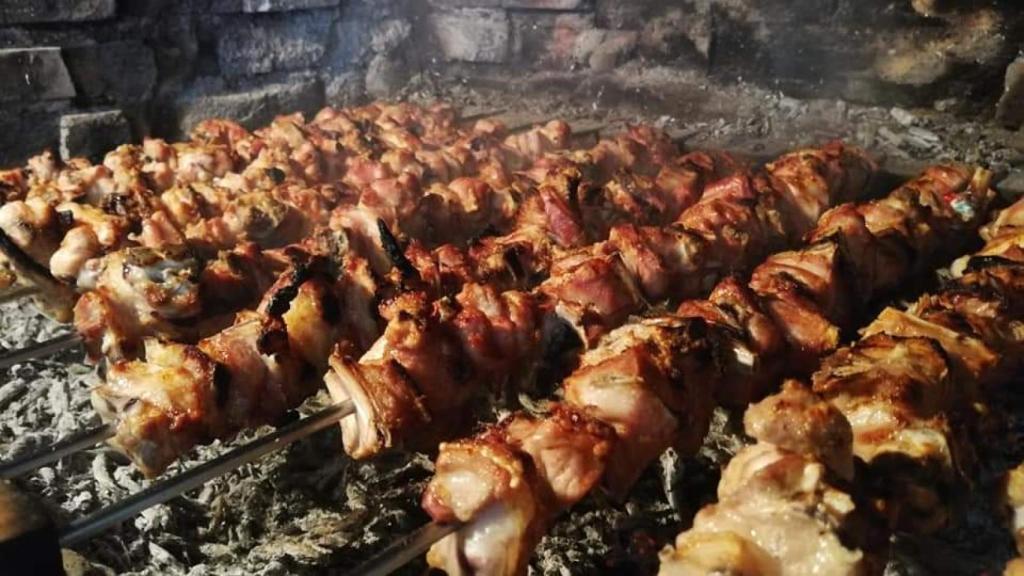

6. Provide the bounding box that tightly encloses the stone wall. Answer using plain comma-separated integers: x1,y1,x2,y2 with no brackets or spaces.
0,0,409,164
419,0,1023,110
0,0,1021,164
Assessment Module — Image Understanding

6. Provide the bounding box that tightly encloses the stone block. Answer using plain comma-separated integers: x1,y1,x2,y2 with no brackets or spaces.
0,0,115,24
324,71,366,106
59,110,131,162
371,19,412,54
874,40,951,87
175,78,324,136
911,0,957,17
595,0,648,29
763,24,872,83
639,5,710,61
217,12,332,77
0,27,94,50
211,0,341,12
429,0,502,6
0,47,75,103
597,0,715,33
503,0,587,9
429,9,510,63
365,54,408,98
997,57,1024,129
62,42,157,104
151,12,199,89
573,29,637,71
327,16,372,69
0,101,69,166
120,0,173,17
511,12,594,66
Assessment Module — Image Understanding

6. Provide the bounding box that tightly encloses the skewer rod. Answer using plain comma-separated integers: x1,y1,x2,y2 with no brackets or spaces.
461,108,506,122
0,285,37,304
0,424,113,479
346,521,462,576
60,399,355,546
0,332,83,370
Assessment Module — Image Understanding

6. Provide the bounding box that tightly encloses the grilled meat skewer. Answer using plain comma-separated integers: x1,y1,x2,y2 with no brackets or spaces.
8,151,987,565
74,141,855,480
0,117,579,359
811,196,1024,534
659,382,871,575
82,138,735,477
90,249,376,477
0,103,475,281
20,124,736,366
415,164,993,576
0,105,565,319
0,138,872,545
662,191,1024,575
328,142,877,467
28,125,724,476
70,171,527,363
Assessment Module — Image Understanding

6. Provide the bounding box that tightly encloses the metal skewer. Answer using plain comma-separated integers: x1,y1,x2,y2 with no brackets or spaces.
0,423,113,479
0,313,264,370
345,520,462,576
0,285,37,304
0,332,83,369
0,318,283,478
461,108,506,122
60,399,355,546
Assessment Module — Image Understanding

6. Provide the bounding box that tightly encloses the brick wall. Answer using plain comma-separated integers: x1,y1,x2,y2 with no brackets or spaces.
0,0,1020,165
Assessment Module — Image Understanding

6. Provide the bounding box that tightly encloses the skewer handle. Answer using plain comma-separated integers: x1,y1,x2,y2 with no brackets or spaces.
0,424,114,479
344,521,462,576
60,400,355,546
0,480,63,575
0,332,83,370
